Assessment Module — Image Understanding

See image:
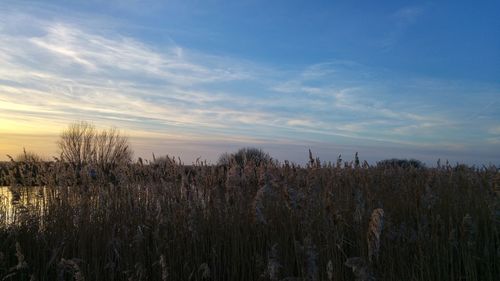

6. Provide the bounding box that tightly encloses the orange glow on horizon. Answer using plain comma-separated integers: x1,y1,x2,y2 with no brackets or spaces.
0,133,59,161
0,118,60,160
0,117,62,135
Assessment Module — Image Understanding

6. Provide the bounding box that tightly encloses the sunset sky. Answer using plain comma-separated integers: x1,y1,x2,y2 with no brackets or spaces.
1,0,499,165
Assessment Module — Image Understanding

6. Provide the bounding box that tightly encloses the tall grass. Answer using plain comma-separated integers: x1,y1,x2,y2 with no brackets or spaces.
0,155,499,280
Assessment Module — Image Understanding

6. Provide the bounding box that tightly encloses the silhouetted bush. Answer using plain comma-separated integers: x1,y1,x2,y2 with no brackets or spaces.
376,158,425,169
58,121,132,184
217,147,271,167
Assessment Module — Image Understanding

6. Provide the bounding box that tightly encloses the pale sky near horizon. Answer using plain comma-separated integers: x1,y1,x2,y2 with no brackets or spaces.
0,0,499,165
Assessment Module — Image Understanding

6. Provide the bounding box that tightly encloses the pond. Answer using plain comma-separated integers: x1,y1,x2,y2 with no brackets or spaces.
0,186,49,226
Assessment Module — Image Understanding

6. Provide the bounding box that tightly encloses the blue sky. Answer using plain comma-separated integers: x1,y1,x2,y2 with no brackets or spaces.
0,0,499,165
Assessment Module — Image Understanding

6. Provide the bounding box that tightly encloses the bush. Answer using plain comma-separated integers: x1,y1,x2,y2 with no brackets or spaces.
58,121,132,183
217,147,271,166
376,158,425,169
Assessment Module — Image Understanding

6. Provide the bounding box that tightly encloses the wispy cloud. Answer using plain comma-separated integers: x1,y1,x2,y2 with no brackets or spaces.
1,11,380,145
0,5,499,164
393,6,425,25
377,5,427,49
0,13,260,135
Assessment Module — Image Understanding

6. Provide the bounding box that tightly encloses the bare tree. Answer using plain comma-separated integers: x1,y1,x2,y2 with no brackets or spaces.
94,127,132,176
58,121,96,171
58,121,132,182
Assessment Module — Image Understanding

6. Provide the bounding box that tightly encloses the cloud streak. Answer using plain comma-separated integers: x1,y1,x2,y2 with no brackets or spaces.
0,6,499,164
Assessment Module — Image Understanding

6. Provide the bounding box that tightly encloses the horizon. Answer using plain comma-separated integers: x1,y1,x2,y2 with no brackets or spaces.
1,1,499,166
1,126,498,167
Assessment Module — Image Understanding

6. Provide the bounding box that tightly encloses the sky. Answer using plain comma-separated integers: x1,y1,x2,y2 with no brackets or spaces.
0,0,499,165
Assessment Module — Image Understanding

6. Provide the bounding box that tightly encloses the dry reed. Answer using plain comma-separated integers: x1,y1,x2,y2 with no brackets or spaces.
0,155,498,281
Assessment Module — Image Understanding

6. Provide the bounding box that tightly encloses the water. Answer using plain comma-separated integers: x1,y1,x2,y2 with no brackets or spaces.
0,186,49,226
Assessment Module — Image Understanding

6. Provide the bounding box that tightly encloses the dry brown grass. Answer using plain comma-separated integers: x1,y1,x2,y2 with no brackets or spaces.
367,208,384,264
0,155,499,280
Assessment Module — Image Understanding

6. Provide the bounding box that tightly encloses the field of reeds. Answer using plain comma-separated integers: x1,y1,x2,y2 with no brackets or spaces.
0,154,499,281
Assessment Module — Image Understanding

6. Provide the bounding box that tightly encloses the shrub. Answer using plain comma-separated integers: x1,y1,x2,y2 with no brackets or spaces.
376,158,425,169
217,147,271,166
58,121,132,183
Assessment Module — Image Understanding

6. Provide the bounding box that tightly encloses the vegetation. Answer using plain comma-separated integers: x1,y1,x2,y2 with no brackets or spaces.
0,124,499,280
217,147,272,167
58,121,132,184
376,158,425,169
